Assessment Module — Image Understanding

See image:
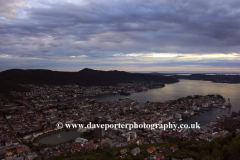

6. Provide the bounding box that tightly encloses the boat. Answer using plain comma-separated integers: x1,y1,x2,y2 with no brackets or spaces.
226,98,232,107
190,110,194,116
194,111,198,115
89,99,96,102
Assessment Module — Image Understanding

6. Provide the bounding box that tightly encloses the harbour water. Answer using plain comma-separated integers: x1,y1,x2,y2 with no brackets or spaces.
38,131,80,145
40,80,240,144
63,80,240,125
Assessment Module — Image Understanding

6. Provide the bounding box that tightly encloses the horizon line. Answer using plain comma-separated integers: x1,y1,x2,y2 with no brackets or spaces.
1,68,240,74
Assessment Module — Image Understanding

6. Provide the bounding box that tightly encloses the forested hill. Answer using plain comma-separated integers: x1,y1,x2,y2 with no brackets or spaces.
0,68,179,86
44,133,240,160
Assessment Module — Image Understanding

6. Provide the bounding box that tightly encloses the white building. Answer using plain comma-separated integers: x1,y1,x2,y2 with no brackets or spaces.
75,137,88,143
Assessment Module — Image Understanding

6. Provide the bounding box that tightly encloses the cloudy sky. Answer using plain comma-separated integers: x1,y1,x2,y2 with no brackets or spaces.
1,0,240,72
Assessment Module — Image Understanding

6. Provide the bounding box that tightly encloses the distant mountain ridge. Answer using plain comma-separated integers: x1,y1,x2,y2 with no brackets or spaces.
0,68,179,86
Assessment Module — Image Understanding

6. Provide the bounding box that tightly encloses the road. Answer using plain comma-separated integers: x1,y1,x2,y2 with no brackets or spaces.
15,100,35,110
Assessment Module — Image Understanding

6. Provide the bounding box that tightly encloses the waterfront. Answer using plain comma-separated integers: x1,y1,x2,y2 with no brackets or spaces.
61,80,239,110
38,131,80,145
56,79,240,127
36,80,240,145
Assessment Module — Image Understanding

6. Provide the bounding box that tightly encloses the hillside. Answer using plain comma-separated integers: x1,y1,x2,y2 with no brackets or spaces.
0,68,179,86
0,81,30,94
42,133,240,160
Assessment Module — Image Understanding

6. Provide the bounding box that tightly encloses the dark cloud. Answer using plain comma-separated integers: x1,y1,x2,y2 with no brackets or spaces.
1,0,240,71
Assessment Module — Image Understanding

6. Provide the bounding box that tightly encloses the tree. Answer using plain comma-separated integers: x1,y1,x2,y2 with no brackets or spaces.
106,150,113,157
116,130,121,136
140,151,149,158
124,155,133,160
93,138,99,144
133,154,144,160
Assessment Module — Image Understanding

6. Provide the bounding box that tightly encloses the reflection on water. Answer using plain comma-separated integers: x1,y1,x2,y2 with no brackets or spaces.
176,107,231,126
52,80,240,126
